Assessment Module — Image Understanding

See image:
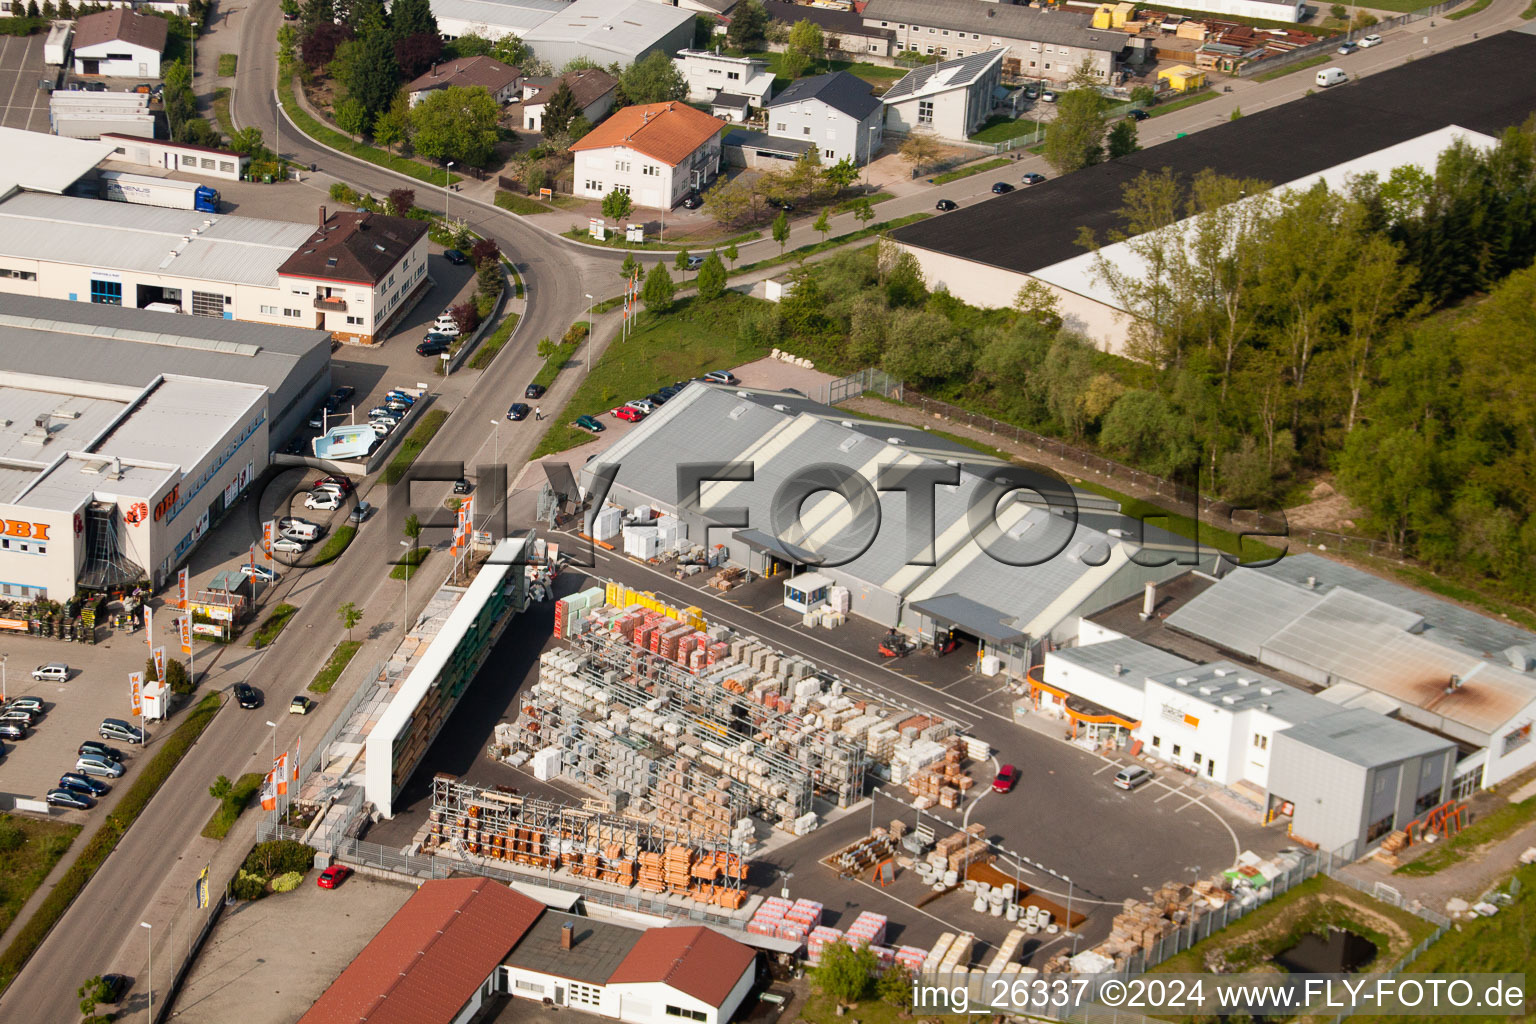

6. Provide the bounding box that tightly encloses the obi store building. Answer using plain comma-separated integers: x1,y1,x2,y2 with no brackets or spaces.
0,298,332,601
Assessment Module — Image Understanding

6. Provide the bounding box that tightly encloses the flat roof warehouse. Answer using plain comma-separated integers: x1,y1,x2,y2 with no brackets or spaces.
890,30,1536,277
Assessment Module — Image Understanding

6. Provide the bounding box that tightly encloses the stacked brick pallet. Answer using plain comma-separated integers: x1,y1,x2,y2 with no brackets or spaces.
845,911,888,947
928,824,991,875
807,926,844,964
905,741,975,809
895,946,927,974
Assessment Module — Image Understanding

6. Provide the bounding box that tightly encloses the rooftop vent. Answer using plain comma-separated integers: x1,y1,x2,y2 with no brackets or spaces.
1221,694,1240,705
1445,674,1463,693
1213,667,1230,677
1175,676,1193,687
1237,677,1253,686
373,243,386,252
1306,575,1318,589
326,257,338,267
1259,685,1278,696
1113,663,1124,676
838,436,860,452
887,437,904,445
1198,685,1216,695
772,404,788,412
728,404,749,420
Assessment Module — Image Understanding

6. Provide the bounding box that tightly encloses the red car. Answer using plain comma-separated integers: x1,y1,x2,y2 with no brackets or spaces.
992,764,1019,793
611,406,646,423
312,476,353,493
316,864,353,889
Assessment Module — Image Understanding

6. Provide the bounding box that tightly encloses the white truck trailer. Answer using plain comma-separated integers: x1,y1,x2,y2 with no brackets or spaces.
98,171,221,213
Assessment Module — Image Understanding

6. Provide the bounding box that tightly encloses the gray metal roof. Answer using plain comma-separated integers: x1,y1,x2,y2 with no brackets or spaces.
768,70,882,120
1275,707,1454,768
1165,569,1323,658
428,0,565,33
1146,661,1339,726
882,49,1006,103
908,592,1028,645
722,128,815,156
0,127,113,201
503,912,641,986
1049,637,1195,683
864,0,1127,52
523,0,692,48
0,193,315,287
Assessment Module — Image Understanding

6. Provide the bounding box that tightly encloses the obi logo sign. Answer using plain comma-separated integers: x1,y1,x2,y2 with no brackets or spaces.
1,520,50,541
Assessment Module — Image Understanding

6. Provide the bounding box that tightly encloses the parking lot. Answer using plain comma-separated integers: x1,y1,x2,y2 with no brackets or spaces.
0,32,54,132
0,632,163,818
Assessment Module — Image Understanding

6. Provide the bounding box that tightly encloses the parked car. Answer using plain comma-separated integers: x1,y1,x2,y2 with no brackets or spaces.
991,182,1015,195
314,476,353,493
290,695,315,715
525,383,546,399
280,519,320,541
368,408,399,423
1358,32,1381,46
59,772,110,797
31,663,69,682
574,414,605,434
350,500,374,524
233,682,262,709
417,338,450,356
645,391,670,407
384,390,416,406
78,741,124,762
1021,173,1046,186
1126,107,1150,121
431,319,462,337
100,718,145,744
1114,765,1154,790
443,248,468,265
47,788,93,810
272,537,307,554
240,564,278,583
626,399,655,414
307,407,328,429
935,199,959,212
506,402,530,421
280,438,306,455
317,864,353,889
305,492,342,511
0,723,27,741
1337,40,1358,54
680,191,702,209
312,481,349,497
75,754,123,778
1040,90,1057,102
612,406,645,422
702,370,738,385
5,696,44,713
766,196,794,211
686,255,705,270
0,709,36,727
992,764,1019,793
330,385,355,404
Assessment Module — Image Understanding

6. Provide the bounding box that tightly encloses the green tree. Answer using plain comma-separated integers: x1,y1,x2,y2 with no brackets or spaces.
389,0,435,39
448,32,492,57
618,50,687,105
1330,2,1347,17
822,156,859,192
876,963,913,1008
641,262,676,313
1107,118,1140,159
1100,389,1199,478
386,187,415,216
409,85,500,165
1230,106,1243,121
1043,86,1107,174
337,601,362,640
781,19,824,78
1130,84,1155,107
812,940,878,1006
723,241,739,268
490,33,529,66
403,512,422,544
540,79,579,136
620,251,640,281
334,95,371,136
209,774,233,803
601,188,634,222
26,0,40,16
566,114,593,143
784,144,823,201
372,92,410,153
344,25,401,124
726,0,768,51
850,196,875,226
812,210,830,243
884,249,925,307
697,251,727,300
301,0,336,35
79,976,114,1024
674,248,692,277
899,131,941,174
771,210,790,253
703,175,754,226
165,658,192,695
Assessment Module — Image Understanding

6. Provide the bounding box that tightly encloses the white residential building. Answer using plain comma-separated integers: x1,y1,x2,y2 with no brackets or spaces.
569,101,726,209
881,49,1006,141
674,48,774,107
765,69,883,165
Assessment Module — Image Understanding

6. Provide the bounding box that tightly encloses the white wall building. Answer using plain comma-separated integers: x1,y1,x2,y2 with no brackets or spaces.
427,0,566,44
765,70,883,165
674,49,774,107
569,101,725,209
101,134,251,181
521,68,619,133
522,0,696,68
72,9,167,79
881,49,1005,141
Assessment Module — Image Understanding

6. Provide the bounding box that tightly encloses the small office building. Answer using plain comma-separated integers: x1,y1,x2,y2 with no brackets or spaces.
407,55,523,106
765,70,883,165
100,134,251,181
880,49,1005,142
675,49,774,107
72,9,167,79
521,68,619,133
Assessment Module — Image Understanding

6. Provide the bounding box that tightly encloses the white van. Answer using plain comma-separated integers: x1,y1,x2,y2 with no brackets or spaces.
143,301,183,314
1315,67,1348,88
281,521,321,542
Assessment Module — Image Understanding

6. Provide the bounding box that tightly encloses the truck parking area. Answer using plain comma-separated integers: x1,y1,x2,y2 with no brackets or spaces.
0,32,54,133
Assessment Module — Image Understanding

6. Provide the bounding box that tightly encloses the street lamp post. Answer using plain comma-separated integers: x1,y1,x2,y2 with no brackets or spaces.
140,921,153,1022
444,161,455,219
486,419,500,533
1065,875,1076,953
1,654,7,703
583,293,594,377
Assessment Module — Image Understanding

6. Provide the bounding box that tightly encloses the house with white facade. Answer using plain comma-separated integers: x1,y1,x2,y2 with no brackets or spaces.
522,68,619,133
72,9,167,79
569,101,726,209
881,48,1005,141
407,55,522,106
675,48,774,108
765,70,883,166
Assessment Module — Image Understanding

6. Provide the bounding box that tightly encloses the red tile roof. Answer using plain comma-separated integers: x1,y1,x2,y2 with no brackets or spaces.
606,926,756,1006
278,209,428,285
298,878,544,1024
406,55,521,97
569,102,726,168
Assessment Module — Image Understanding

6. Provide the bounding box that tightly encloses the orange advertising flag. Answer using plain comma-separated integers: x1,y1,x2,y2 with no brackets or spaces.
275,753,288,796
129,671,142,716
262,520,275,560
178,567,188,608
180,613,192,656
260,770,276,812
152,646,165,684
144,604,154,651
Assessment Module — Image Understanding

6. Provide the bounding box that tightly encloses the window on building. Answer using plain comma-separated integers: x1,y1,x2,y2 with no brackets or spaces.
346,315,364,325
1207,759,1216,777
728,70,740,80
568,983,602,1007
614,184,631,195
1151,735,1161,747
615,159,631,172
1503,723,1531,755
926,45,935,54
219,160,235,172
643,164,659,175
585,179,603,191
1253,733,1267,750
1414,786,1443,815
939,47,948,56
917,100,934,124
803,125,811,135
284,307,301,318
90,279,122,305
259,304,277,315
825,150,834,159
1193,752,1202,765
665,1008,707,1022
1172,744,1181,757
0,268,37,280
514,979,545,994
1366,812,1395,842
191,290,226,317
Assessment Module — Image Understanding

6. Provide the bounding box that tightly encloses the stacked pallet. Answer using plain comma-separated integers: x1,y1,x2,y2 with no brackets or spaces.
938,932,974,975
664,845,693,893
807,926,844,964
984,928,1028,973
709,566,748,590
895,946,927,974
747,896,791,936
922,933,955,974
846,911,888,946
638,850,667,892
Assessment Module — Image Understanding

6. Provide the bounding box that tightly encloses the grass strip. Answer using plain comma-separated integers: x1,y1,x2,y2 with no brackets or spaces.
931,157,1011,185
968,116,1046,143
248,603,298,649
733,213,931,275
0,692,222,996
200,772,262,840
217,52,237,76
1394,797,1536,876
468,312,519,369
307,640,362,694
560,227,760,252
1524,0,1536,18
832,192,896,213
390,547,429,580
310,524,356,567
530,340,579,390
1446,0,1494,17
279,76,460,187
0,816,79,942
1148,91,1221,117
382,409,449,485
1252,53,1331,81
211,87,235,137
494,190,551,215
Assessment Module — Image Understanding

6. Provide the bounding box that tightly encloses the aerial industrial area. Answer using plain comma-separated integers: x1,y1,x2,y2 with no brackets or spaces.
0,0,1532,1021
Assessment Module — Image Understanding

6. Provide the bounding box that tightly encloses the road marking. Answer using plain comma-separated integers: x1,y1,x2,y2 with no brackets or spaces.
1154,785,1187,803
1092,761,1121,776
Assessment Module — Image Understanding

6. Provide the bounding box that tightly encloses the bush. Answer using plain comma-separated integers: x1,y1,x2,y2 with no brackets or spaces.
271,871,304,892
243,839,316,877
0,816,22,854
328,181,359,204
232,870,269,901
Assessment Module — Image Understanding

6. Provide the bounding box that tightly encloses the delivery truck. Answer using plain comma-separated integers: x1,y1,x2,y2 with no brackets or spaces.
98,171,221,213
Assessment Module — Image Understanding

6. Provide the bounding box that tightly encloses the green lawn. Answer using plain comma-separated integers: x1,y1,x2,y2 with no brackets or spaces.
310,525,356,567
931,157,1012,185
493,190,551,215
1446,0,1494,18
968,116,1047,143
0,816,79,942
1149,91,1221,117
1253,53,1331,82
832,192,895,213
390,547,430,580
308,640,362,693
211,87,235,137
382,409,449,485
280,77,461,187
200,772,262,840
531,339,579,391
248,603,298,649
531,293,771,458
735,213,930,275
0,692,222,997
560,227,760,252
1395,796,1536,876
1524,0,1536,18
217,52,237,76
468,312,519,370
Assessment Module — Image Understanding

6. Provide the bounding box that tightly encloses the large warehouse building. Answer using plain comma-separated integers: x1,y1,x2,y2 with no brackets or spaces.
887,29,1536,352
0,297,330,599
